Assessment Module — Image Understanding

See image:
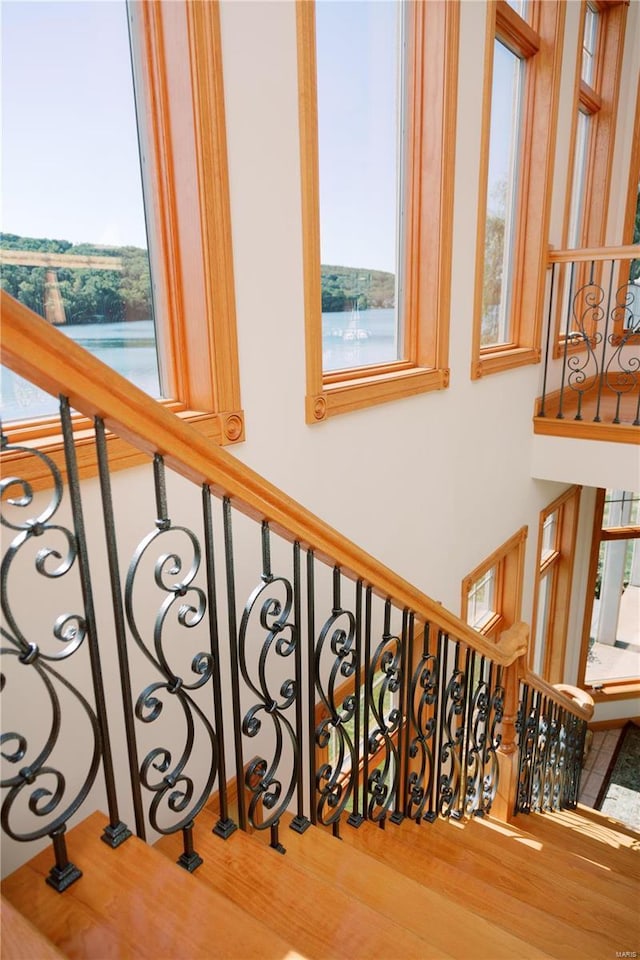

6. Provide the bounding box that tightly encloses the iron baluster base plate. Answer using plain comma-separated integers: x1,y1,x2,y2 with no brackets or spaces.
46,861,83,893
390,810,405,825
270,841,286,855
212,818,237,840
423,811,437,823
101,821,132,848
177,850,203,873
289,815,311,834
347,812,364,828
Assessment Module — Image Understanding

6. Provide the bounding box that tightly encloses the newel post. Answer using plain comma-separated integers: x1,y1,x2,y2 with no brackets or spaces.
492,623,529,822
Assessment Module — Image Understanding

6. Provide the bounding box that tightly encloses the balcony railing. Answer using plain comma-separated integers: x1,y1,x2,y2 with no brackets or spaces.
1,293,591,890
538,245,640,434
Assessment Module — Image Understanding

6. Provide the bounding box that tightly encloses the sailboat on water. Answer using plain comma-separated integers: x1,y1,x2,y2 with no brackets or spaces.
343,298,369,341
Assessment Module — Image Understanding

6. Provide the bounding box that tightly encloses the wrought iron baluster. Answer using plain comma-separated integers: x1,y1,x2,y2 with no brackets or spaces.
366,598,402,826
313,567,358,837
539,260,557,417
201,486,236,840
439,640,466,818
347,579,364,829
515,682,536,814
1,410,104,890
223,497,246,831
557,261,577,420
363,586,372,823
593,259,616,423
306,550,317,827
234,520,300,853
390,608,409,824
95,415,144,841
406,621,439,823
290,542,310,835
481,662,504,816
60,400,129,849
124,454,221,871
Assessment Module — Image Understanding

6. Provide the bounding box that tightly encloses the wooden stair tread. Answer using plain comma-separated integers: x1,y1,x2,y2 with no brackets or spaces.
513,810,640,880
420,813,638,919
1,896,66,959
576,802,640,841
275,812,554,960
154,810,447,960
1,812,302,960
339,815,633,960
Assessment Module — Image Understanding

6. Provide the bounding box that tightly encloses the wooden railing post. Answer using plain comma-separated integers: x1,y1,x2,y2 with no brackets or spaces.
492,623,529,822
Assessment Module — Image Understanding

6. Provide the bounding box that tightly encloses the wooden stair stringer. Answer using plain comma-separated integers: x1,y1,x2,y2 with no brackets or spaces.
1,812,302,960
153,809,452,960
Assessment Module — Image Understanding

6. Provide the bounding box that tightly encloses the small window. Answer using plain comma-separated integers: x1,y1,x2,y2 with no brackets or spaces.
462,527,528,641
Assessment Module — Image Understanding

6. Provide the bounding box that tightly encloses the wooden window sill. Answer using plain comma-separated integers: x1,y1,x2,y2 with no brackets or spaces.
306,366,449,423
472,346,540,379
2,404,245,492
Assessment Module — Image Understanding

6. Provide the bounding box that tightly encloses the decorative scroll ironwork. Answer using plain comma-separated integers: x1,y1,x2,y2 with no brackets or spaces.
406,622,439,822
539,257,640,427
437,641,467,819
515,685,587,815
0,426,99,889
313,567,359,829
461,657,504,818
234,521,301,847
124,456,219,869
365,599,402,824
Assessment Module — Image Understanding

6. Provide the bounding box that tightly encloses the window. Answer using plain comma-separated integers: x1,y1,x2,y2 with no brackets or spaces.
555,1,628,350
462,527,528,640
297,0,458,422
530,486,582,682
471,1,565,379
1,0,243,483
578,489,640,701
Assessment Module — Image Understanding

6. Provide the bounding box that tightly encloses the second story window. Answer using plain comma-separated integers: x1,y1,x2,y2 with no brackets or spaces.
298,0,459,422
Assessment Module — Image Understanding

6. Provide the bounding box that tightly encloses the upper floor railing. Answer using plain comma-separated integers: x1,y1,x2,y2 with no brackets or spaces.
537,245,640,436
1,293,591,890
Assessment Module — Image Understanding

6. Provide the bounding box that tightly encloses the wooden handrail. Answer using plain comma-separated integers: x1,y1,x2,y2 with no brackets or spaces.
548,243,640,264
522,670,594,722
1,292,526,667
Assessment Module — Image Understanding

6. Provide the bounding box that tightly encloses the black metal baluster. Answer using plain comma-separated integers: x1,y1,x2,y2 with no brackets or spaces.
539,261,557,417
290,542,310,835
557,261,577,420
60,399,130,849
95,415,144,841
222,498,246,831
481,662,503,816
362,586,372,822
402,613,415,819
202,486,236,840
515,681,532,814
347,579,364,829
306,550,317,827
594,259,615,423
391,608,409,824
435,630,448,818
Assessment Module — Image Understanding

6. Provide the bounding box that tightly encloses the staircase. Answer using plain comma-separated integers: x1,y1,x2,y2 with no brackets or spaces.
2,802,638,959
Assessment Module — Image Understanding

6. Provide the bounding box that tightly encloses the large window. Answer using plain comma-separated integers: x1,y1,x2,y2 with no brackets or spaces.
298,0,458,422
530,486,581,682
1,1,243,479
472,1,565,379
579,489,640,701
462,527,528,640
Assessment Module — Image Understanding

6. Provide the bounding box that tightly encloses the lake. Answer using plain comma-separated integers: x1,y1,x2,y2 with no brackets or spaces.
1,309,399,423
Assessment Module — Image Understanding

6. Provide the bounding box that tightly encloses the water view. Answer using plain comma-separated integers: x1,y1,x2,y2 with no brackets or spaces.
323,307,398,372
1,320,160,422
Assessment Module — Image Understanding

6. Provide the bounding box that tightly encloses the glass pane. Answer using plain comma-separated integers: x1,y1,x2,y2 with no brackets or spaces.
467,567,497,631
1,0,160,422
533,571,552,675
587,538,640,684
541,510,559,563
603,490,640,529
316,0,401,373
582,4,598,86
505,0,529,19
481,40,523,348
567,110,591,249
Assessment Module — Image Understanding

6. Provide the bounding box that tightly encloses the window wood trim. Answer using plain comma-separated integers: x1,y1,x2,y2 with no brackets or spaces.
577,488,640,701
471,1,566,381
529,485,582,682
2,0,244,488
613,70,640,345
297,0,458,423
461,526,528,636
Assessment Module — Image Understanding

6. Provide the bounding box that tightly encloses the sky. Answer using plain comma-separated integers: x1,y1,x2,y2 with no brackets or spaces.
1,0,148,248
